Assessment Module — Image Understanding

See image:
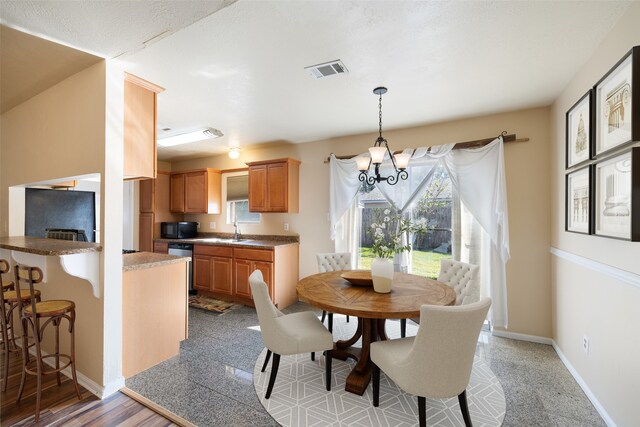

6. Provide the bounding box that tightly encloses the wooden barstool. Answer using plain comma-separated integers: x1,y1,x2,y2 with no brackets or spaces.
0,259,41,392
14,265,81,421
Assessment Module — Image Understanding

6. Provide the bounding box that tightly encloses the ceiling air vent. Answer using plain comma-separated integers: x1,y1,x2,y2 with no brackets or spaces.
305,60,348,79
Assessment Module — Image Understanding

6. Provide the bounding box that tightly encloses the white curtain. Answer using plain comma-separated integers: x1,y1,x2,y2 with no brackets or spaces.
328,137,510,327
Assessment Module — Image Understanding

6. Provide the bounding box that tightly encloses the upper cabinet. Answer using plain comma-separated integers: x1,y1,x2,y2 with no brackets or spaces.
170,169,222,214
246,158,300,213
123,73,164,180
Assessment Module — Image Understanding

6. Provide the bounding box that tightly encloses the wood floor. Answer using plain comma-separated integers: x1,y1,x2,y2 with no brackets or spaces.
1,349,177,426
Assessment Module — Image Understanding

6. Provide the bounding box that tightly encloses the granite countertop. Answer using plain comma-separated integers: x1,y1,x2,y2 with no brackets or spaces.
0,236,102,256
123,252,191,272
155,234,299,249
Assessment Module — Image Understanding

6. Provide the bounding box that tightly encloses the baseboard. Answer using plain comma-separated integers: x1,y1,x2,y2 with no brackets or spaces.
551,341,617,427
490,329,553,345
27,346,124,399
490,330,617,426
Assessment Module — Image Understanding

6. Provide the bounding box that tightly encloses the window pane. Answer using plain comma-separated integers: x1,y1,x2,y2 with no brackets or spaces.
357,166,453,278
227,200,260,224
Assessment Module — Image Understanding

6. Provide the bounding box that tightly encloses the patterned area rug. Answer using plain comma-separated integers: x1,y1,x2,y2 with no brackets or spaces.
188,295,240,313
253,315,506,427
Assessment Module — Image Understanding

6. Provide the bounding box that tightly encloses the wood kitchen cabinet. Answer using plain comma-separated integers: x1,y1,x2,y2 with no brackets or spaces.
139,213,154,252
246,158,300,213
193,245,233,295
170,169,221,214
139,172,179,252
153,241,168,254
193,243,298,309
123,73,164,180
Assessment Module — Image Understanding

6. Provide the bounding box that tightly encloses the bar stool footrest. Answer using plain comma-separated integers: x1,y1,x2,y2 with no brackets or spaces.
24,354,73,376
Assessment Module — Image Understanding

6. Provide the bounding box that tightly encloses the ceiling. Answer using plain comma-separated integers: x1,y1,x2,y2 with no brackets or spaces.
0,1,633,161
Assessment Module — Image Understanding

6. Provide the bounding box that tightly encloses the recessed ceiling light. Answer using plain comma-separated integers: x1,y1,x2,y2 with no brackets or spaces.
157,127,223,147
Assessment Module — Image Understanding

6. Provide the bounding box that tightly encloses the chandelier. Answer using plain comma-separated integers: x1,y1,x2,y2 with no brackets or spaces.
356,87,411,186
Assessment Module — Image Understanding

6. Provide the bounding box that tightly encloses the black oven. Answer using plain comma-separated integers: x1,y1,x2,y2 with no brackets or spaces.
160,222,198,239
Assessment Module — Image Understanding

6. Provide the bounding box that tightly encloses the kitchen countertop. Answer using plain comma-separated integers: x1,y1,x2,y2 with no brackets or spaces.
155,236,299,249
0,236,102,256
123,252,190,272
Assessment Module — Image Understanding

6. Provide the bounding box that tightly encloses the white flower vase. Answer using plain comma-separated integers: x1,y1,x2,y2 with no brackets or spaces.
371,257,394,293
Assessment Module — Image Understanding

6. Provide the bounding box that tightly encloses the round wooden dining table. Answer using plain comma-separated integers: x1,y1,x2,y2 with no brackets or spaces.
297,270,456,395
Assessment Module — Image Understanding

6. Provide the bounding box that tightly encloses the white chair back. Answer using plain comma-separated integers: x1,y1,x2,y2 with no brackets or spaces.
437,259,480,305
249,270,283,348
316,252,351,272
401,298,491,398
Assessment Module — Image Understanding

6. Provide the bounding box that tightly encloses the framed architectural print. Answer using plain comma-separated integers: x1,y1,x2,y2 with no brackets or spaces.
594,46,639,157
565,167,591,234
566,90,593,168
593,147,639,241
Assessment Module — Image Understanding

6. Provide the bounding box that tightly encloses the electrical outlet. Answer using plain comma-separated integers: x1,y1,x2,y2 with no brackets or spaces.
583,334,589,355
284,223,289,231
196,222,200,229
210,222,216,229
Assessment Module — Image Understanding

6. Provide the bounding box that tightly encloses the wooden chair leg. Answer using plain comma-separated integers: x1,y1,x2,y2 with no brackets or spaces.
311,352,315,361
372,363,380,407
328,313,333,333
34,321,43,422
325,350,332,391
55,319,62,386
69,311,81,400
400,318,406,338
16,318,29,402
265,353,280,399
458,389,473,427
261,349,272,372
418,396,426,427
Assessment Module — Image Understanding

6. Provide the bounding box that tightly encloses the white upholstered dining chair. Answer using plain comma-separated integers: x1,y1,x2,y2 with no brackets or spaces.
316,252,351,331
249,270,334,399
372,298,492,427
401,259,480,337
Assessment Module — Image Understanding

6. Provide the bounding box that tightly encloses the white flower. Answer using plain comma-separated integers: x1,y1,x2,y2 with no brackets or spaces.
384,209,390,215
384,216,390,222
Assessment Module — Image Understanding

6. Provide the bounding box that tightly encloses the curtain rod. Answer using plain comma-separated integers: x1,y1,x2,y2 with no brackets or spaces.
324,132,529,163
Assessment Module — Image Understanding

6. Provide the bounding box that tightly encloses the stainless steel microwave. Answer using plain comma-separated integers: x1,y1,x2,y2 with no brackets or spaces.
160,222,198,239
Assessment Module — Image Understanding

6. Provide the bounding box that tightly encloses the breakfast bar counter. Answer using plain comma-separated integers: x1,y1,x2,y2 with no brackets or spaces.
0,235,102,255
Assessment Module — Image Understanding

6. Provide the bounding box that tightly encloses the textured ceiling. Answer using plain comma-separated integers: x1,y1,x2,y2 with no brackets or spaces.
0,1,633,161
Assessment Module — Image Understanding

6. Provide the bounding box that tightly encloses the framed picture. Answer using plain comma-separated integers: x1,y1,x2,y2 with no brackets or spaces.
594,46,639,157
566,90,593,168
565,167,591,234
593,147,639,240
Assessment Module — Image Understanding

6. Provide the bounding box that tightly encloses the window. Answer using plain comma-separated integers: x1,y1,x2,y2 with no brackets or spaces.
225,173,260,224
227,200,260,224
357,165,453,278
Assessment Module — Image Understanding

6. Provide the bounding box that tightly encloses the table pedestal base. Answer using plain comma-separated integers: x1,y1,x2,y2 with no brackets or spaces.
333,317,388,395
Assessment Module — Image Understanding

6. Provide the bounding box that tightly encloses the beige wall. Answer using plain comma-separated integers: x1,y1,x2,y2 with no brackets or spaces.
0,61,125,392
173,106,552,338
550,4,640,426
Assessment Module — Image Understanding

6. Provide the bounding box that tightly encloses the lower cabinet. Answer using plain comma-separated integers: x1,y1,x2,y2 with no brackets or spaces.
193,245,233,294
234,259,273,299
192,243,298,309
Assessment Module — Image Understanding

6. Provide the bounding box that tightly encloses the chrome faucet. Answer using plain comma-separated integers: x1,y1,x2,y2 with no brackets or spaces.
233,217,241,240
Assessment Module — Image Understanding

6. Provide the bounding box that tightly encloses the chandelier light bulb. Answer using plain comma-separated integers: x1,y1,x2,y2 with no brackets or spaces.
394,152,411,170
355,156,371,171
369,146,386,164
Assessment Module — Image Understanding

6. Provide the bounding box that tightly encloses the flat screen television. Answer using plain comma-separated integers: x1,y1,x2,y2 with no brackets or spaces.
25,188,96,242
